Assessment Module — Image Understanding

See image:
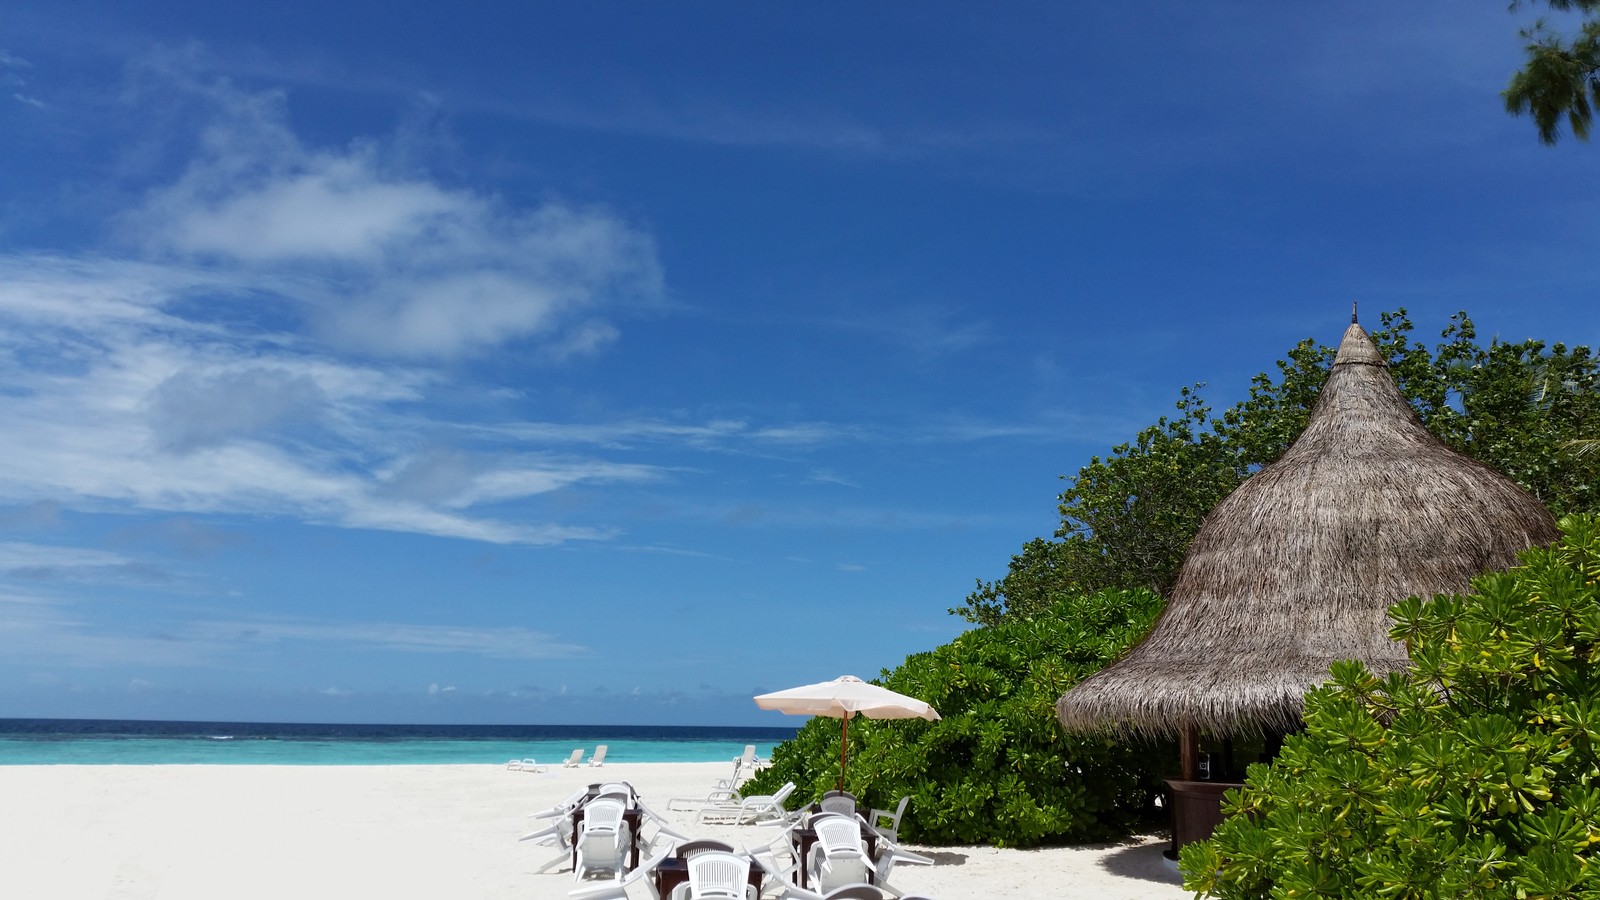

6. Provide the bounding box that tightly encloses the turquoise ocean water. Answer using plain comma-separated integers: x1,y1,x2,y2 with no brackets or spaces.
0,719,797,766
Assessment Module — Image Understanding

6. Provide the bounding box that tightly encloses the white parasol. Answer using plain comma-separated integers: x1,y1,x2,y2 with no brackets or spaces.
754,675,940,790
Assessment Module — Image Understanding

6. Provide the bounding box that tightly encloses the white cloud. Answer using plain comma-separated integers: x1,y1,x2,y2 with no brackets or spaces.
194,619,588,660
125,79,662,361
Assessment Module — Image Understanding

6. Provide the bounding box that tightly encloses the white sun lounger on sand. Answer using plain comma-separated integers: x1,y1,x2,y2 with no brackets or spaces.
695,780,795,825
588,745,608,767
506,758,548,772
562,748,585,767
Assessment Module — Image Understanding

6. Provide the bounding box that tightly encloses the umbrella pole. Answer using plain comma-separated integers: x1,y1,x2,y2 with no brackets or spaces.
838,714,849,792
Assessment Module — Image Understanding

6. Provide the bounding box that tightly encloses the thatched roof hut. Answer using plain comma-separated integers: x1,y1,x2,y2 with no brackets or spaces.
1056,318,1559,739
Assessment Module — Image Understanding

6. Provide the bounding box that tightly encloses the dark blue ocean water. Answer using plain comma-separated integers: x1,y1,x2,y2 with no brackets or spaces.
0,719,797,766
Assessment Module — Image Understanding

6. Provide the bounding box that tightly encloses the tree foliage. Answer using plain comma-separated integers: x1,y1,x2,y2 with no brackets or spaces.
1181,515,1600,899
740,588,1171,847
1506,0,1600,143
954,311,1600,626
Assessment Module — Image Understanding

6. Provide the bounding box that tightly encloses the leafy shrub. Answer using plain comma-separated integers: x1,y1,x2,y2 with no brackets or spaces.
742,588,1173,847
1181,515,1600,899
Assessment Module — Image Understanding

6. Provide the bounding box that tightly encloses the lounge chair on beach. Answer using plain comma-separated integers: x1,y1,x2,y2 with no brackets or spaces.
695,781,796,825
507,758,549,773
588,745,609,767
562,748,586,767
669,757,749,810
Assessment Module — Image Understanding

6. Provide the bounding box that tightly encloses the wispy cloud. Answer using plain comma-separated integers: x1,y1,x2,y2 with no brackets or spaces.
190,617,591,660
0,584,589,667
0,65,672,547
121,76,662,362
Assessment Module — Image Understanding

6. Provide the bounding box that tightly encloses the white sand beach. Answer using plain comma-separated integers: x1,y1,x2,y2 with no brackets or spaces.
0,762,1189,899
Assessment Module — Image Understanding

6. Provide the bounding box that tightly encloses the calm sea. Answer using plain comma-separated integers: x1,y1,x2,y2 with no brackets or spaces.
0,719,797,766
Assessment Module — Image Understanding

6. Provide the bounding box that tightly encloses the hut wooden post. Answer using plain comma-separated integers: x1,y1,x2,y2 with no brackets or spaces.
1179,723,1199,781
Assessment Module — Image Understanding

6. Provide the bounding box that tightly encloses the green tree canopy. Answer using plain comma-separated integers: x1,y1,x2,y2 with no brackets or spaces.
1182,515,1600,898
954,311,1600,626
1506,0,1600,143
740,588,1170,847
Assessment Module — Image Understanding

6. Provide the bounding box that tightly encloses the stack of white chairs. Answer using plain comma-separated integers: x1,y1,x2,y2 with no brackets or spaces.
808,815,873,893
573,796,633,883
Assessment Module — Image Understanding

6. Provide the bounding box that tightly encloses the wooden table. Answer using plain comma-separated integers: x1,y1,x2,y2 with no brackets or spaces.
653,857,763,899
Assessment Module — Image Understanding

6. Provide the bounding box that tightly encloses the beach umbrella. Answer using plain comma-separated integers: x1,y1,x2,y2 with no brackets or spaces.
754,675,940,791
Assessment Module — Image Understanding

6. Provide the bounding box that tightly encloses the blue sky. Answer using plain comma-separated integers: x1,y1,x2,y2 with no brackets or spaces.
0,3,1594,726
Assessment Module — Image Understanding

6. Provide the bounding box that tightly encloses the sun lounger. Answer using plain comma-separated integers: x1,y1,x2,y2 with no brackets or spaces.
561,748,585,768
506,758,548,772
695,781,796,825
588,745,608,767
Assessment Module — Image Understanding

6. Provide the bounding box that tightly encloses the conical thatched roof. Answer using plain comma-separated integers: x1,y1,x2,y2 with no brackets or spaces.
1056,320,1559,738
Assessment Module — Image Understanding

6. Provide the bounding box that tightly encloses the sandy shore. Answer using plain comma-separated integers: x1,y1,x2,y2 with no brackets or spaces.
0,762,1188,899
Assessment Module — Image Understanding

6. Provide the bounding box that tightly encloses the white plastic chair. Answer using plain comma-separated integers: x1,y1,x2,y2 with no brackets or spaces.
574,797,633,883
818,791,857,817
567,846,671,900
808,816,870,893
589,745,609,767
871,835,934,893
519,814,577,874
686,850,753,900
866,797,909,843
821,886,888,900
748,845,817,900
507,757,549,773
633,799,692,857
563,748,586,767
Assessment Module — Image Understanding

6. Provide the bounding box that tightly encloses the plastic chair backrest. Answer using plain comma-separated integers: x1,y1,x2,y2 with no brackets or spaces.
819,792,856,816
687,850,749,899
582,797,625,835
815,817,864,857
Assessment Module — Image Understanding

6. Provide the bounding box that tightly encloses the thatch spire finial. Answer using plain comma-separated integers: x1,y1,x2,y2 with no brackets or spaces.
1352,301,1358,324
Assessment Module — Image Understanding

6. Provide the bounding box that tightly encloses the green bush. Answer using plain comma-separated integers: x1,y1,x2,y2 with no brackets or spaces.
742,588,1173,847
1181,515,1600,899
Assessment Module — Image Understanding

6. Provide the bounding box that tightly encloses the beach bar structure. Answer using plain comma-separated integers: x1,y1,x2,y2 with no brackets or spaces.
1056,313,1559,855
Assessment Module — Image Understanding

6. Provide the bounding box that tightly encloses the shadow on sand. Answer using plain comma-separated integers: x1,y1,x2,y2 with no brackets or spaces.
1098,837,1184,887
916,850,968,866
